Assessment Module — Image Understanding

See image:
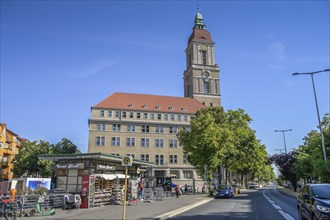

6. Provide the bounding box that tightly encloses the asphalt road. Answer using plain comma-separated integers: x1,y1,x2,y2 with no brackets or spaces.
169,187,298,220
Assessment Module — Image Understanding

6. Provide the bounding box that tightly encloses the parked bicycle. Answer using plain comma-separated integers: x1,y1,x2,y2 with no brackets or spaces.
0,197,17,220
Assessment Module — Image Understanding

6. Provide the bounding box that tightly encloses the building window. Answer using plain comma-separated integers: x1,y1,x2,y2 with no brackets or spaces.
155,139,164,148
96,136,105,146
210,103,213,107
141,138,150,147
150,113,155,120
127,124,136,132
183,154,189,164
204,81,210,93
115,111,120,118
100,110,104,117
112,124,121,132
155,125,164,133
169,126,177,134
157,114,162,120
202,50,207,65
164,114,168,120
184,115,188,122
177,115,181,121
129,112,134,118
97,123,106,131
183,171,193,179
170,155,178,164
137,112,141,119
126,138,135,147
144,113,148,119
122,112,127,118
108,111,112,117
171,114,175,121
142,125,149,133
111,137,120,146
141,154,150,162
126,153,135,159
169,139,177,148
155,155,164,166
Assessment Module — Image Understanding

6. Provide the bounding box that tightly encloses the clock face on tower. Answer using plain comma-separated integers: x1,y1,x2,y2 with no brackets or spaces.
202,71,210,79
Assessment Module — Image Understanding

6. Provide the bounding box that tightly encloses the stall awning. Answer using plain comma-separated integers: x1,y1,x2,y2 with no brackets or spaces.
94,174,129,180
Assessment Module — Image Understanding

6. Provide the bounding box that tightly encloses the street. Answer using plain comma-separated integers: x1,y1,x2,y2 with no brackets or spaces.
169,186,298,220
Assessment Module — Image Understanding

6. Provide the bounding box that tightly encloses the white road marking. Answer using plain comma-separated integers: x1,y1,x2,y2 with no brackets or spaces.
263,190,295,220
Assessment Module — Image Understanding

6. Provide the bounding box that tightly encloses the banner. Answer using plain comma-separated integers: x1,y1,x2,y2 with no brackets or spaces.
26,178,51,190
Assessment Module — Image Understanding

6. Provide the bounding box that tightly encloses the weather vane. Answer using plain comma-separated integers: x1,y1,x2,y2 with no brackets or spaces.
197,3,200,12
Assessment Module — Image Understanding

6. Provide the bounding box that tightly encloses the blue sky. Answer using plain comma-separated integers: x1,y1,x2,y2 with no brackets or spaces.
1,1,329,154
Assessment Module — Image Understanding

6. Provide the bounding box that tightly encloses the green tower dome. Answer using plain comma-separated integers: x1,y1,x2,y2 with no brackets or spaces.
193,12,206,30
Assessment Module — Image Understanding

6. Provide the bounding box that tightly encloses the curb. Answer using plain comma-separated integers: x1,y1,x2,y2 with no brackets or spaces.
154,198,213,220
277,188,298,198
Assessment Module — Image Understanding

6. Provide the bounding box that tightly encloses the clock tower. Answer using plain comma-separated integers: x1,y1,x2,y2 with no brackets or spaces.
183,12,221,107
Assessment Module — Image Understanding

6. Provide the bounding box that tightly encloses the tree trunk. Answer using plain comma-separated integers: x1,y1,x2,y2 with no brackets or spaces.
217,166,222,185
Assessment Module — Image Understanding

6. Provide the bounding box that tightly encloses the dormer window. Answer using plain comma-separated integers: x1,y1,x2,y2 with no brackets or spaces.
156,105,161,109
128,104,133,108
142,104,147,109
168,106,173,110
181,107,186,111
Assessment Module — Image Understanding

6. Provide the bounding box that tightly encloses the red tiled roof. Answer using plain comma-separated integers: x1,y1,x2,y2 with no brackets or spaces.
188,29,213,45
93,92,206,114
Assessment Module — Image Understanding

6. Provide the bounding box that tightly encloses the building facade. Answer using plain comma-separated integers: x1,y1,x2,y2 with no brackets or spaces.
0,123,25,181
88,12,221,188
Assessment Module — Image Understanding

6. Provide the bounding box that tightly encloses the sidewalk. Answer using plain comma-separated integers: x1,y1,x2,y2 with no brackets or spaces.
277,187,299,198
23,194,212,220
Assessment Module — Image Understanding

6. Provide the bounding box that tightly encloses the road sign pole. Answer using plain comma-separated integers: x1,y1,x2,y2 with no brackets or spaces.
122,165,128,220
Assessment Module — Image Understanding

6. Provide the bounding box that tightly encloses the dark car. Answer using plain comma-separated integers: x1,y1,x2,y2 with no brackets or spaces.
214,185,234,199
297,184,330,220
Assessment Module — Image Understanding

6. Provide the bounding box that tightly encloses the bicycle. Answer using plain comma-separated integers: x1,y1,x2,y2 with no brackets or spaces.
0,197,17,220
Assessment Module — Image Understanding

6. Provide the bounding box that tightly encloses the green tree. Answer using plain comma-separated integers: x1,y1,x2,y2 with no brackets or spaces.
12,140,53,177
52,138,81,154
177,107,270,188
294,114,330,183
177,107,227,186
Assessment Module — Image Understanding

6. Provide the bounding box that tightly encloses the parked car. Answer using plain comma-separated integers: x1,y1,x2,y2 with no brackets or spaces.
248,182,258,189
297,184,330,220
214,185,234,199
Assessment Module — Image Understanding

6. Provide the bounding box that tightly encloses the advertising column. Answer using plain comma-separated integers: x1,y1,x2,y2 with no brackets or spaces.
80,176,89,208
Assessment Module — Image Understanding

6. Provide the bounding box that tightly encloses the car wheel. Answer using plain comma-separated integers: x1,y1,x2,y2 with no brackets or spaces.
312,213,317,220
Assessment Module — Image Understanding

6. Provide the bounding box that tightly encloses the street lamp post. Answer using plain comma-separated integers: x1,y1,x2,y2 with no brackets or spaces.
292,69,329,161
274,129,292,154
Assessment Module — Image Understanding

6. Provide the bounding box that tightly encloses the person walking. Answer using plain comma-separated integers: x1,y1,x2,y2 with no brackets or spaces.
175,184,180,198
138,181,144,201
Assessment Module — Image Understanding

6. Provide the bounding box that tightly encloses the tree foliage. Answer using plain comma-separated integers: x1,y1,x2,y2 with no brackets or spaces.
293,114,330,182
269,152,299,191
12,140,53,177
53,138,81,154
177,107,273,185
270,113,329,186
13,138,81,178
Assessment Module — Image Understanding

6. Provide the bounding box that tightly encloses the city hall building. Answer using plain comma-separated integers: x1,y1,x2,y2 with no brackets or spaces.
88,12,221,188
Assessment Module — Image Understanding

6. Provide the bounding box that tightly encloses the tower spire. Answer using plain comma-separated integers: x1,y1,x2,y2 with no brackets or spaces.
193,10,205,30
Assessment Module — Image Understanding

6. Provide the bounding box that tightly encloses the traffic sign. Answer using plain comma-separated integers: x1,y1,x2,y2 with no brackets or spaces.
122,156,133,166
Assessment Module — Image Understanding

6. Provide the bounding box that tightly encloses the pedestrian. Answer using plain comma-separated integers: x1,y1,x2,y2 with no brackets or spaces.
184,184,188,192
175,184,180,198
139,181,144,201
